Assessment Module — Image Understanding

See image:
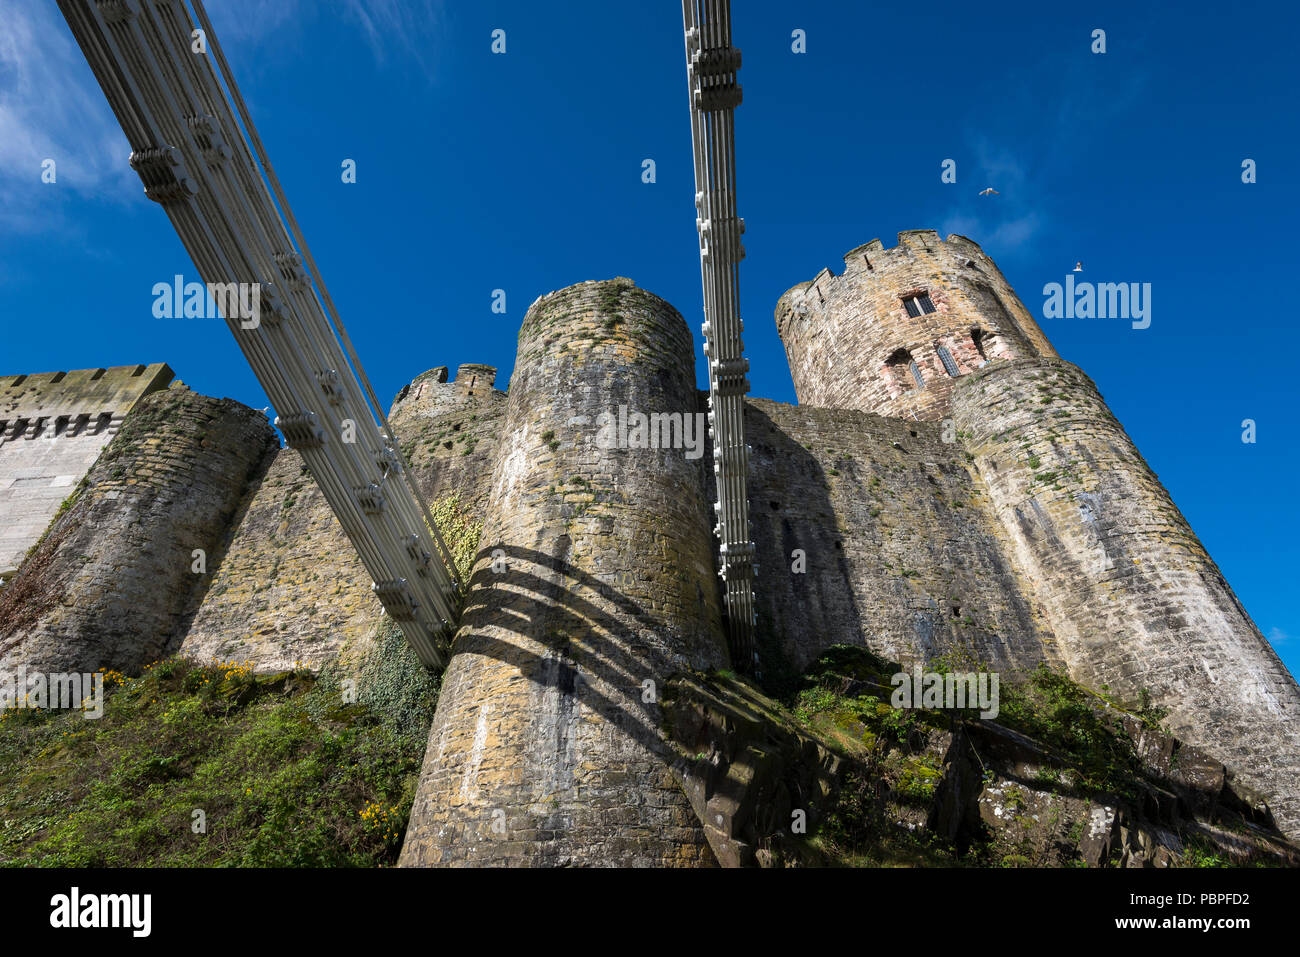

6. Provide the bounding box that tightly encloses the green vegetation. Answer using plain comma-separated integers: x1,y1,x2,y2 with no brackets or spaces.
0,649,434,867
768,645,1195,867
0,492,482,868
995,664,1157,800
425,493,483,580
1181,838,1230,868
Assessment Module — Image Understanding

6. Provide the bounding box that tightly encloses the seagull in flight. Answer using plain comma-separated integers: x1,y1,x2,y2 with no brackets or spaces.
978,187,999,196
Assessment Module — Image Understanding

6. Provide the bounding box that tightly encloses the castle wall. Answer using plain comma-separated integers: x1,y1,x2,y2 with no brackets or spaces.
952,358,1300,838
0,364,173,573
0,386,276,674
740,397,1059,681
400,279,727,867
775,231,1056,422
178,364,507,672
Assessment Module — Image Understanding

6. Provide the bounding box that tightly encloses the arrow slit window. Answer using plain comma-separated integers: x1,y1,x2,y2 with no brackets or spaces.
936,345,960,377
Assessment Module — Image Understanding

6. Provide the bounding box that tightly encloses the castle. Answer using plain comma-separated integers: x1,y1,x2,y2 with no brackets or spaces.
2,230,1297,865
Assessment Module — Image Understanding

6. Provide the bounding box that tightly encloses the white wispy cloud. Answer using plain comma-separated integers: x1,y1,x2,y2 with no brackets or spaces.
1270,627,1290,646
934,47,1150,256
339,0,446,64
0,0,443,233
937,143,1044,253
0,0,134,229
205,0,445,67
939,142,1044,251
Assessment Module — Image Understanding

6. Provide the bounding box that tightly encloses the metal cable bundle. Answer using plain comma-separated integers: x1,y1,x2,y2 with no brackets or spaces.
57,0,462,667
682,0,758,668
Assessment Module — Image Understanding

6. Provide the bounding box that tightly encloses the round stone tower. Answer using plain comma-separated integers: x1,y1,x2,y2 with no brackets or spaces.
0,386,277,675
399,278,728,867
775,230,1056,421
951,358,1300,838
773,229,1300,839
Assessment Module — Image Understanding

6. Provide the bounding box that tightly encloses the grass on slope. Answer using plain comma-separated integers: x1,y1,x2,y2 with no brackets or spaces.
0,626,436,868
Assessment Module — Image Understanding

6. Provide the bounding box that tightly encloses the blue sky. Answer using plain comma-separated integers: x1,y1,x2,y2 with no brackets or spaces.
1,0,1296,676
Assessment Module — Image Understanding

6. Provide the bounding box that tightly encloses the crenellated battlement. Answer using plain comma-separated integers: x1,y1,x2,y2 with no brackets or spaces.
1,363,173,423
391,363,502,413
0,363,176,571
776,232,994,335
775,231,1055,421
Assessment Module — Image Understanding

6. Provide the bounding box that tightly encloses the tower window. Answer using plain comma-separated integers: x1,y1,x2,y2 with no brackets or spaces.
885,348,925,393
971,328,990,361
936,345,960,377
903,293,936,317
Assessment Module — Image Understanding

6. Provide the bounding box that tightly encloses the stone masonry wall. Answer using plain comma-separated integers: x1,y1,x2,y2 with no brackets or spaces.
0,364,174,573
951,357,1300,839
0,386,275,674
739,397,1059,682
179,364,507,671
400,279,728,867
775,231,1057,422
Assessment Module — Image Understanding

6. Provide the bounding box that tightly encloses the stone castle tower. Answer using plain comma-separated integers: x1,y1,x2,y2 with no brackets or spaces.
2,232,1298,862
777,230,1057,421
776,230,1300,838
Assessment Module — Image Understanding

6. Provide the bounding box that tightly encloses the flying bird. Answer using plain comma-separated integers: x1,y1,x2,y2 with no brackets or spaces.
978,187,999,196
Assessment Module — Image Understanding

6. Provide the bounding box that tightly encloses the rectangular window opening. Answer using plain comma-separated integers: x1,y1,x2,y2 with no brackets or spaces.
904,292,937,316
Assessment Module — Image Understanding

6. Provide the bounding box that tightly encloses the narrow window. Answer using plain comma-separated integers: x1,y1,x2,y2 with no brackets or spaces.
971,328,989,361
909,360,925,389
936,345,960,377
903,292,936,317
885,348,923,393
